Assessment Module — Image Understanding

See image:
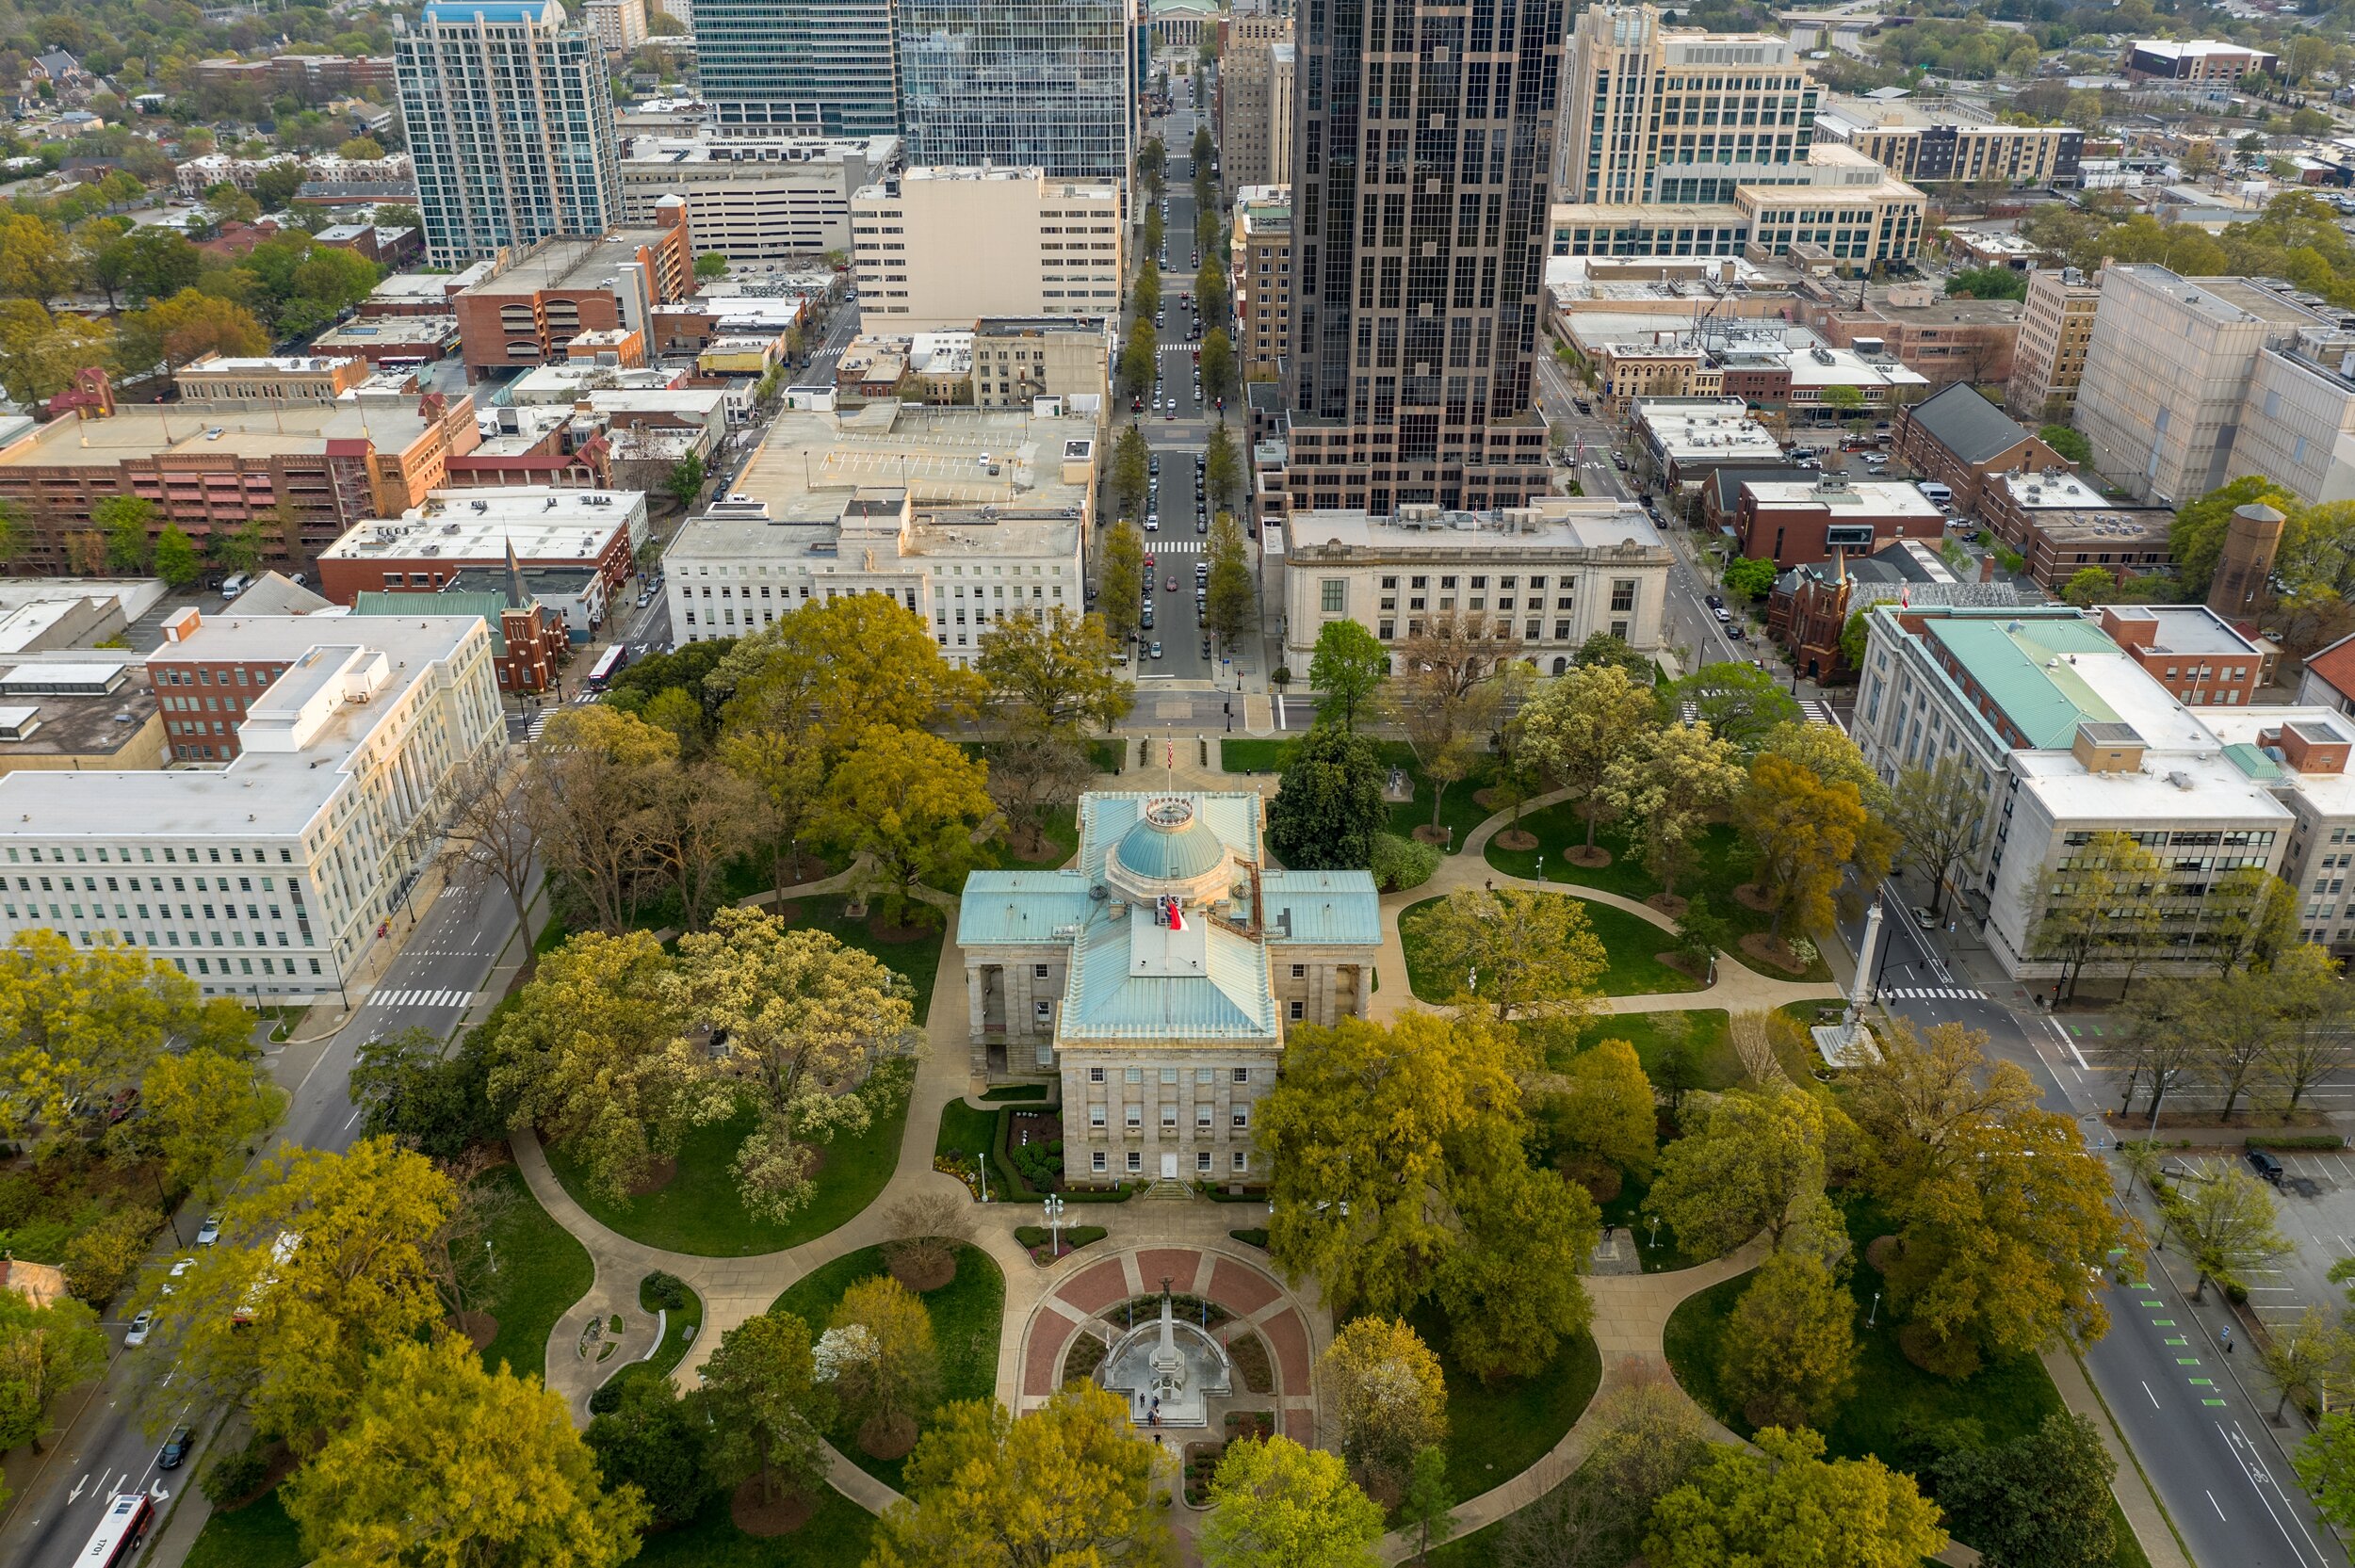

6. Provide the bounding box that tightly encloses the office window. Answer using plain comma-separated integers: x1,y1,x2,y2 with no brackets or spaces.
1125,1104,1142,1128
1090,1103,1107,1127
1232,1104,1252,1128
1321,579,1347,613
1197,1150,1213,1173
1089,1066,1106,1083
1232,1150,1249,1172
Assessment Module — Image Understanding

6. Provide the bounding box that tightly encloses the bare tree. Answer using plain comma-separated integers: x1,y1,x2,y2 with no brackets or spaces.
644,759,763,931
1385,610,1524,840
436,750,541,946
1729,1009,1791,1089
1889,758,1986,922
987,732,1094,861
518,706,673,933
882,1190,978,1287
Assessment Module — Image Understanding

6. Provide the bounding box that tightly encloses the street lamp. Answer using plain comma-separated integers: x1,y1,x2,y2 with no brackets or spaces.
1043,1192,1067,1258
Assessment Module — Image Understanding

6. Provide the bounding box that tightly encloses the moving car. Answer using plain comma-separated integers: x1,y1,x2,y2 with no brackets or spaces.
1149,641,1164,659
1166,576,1179,591
1910,906,1938,930
123,1310,152,1348
195,1213,222,1247
156,1426,193,1470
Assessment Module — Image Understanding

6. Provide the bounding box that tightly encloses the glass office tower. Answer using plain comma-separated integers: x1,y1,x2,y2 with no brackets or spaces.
398,0,623,267
1280,0,1564,513
695,0,901,137
897,0,1134,184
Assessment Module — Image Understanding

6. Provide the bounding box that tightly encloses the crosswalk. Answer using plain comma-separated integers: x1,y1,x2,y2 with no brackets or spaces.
1881,985,1988,1002
1156,342,1204,352
1140,540,1206,554
367,987,476,1010
522,709,552,742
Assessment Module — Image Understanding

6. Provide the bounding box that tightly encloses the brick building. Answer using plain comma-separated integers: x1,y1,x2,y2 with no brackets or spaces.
350,581,568,693
315,489,648,631
1794,281,2022,392
450,203,695,378
1978,470,2175,590
1892,382,2074,515
1734,473,1946,569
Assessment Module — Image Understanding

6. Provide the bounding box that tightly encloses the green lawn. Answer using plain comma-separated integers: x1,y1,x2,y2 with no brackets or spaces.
1486,813,1832,982
546,1089,909,1258
1399,895,1699,1003
1580,1010,1738,1092
1662,1214,2149,1568
464,1163,593,1382
1402,1304,1601,1506
1225,737,1497,853
632,1485,876,1568
185,1491,302,1568
799,895,943,1017
768,1243,1006,1493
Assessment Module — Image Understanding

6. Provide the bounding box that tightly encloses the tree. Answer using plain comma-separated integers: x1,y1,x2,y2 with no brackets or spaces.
1386,610,1521,836
1542,1037,1658,1182
1098,518,1146,644
1204,419,1243,511
2201,865,2298,978
520,704,674,933
1889,758,1987,921
2040,424,2094,465
94,495,154,573
1405,886,1606,1028
1308,620,1389,731
868,1386,1168,1568
62,1206,159,1309
821,725,998,920
485,929,690,1202
1648,1087,1835,1257
2171,477,2299,599
0,214,75,304
2296,1411,2355,1530
1850,1019,2130,1376
671,908,916,1222
664,452,706,510
644,755,761,931
1519,663,1658,854
152,523,200,589
1200,327,1238,404
434,750,542,946
585,1375,710,1528
0,303,111,407
700,1309,832,1507
1121,311,1158,394
881,1191,977,1288
1743,752,1888,942
2170,1167,2294,1302
283,1335,649,1568
1644,1428,1945,1568
208,518,267,576
1265,721,1389,869
1437,1159,1600,1382
1576,631,1652,683
2027,830,2167,1002
1718,1251,1856,1429
1672,661,1801,752
348,1026,502,1163
1819,384,1870,429
1400,1446,1456,1564
1497,1369,1712,1568
1598,721,1745,899
979,606,1132,736
693,250,730,280
141,1045,284,1206
0,1288,107,1455
138,1138,456,1449
987,732,1093,860
91,226,203,309
824,1275,940,1456
717,595,983,757
1206,510,1256,645
2266,945,2355,1112
1319,1316,1447,1494
1110,423,1151,520
1135,256,1162,319
1722,556,1778,600
1199,1436,1387,1568
0,931,220,1156
116,287,268,379
1933,1413,2116,1568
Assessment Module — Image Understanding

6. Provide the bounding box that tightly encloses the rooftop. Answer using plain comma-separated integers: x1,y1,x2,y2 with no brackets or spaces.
1632,398,1786,461
2105,604,2263,656
857,167,1120,202
0,659,155,761
3,399,450,468
1287,498,1666,555
716,401,1098,527
319,489,642,564
0,616,486,837
620,133,899,168
1912,608,2195,749
1744,477,1943,517
458,231,680,299
1904,382,2038,465
2201,705,2355,814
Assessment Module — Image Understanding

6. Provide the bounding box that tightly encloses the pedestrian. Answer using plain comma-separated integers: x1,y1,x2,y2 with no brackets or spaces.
2221,1323,2233,1353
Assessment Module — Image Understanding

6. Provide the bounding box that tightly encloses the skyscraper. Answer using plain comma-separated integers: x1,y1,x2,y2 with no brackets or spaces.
896,0,1134,184
397,0,623,267
694,0,901,137
1281,0,1564,514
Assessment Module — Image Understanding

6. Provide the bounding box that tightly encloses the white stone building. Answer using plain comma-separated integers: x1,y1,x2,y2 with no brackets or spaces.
956,790,1379,1186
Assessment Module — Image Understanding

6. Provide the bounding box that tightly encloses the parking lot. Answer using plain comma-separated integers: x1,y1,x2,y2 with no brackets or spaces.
2164,1150,2355,1329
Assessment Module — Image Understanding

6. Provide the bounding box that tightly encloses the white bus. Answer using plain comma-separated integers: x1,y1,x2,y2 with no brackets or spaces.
75,1494,153,1568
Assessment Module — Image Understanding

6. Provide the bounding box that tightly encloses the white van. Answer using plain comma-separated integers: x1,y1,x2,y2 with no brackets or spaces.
1915,480,1953,505
219,573,251,601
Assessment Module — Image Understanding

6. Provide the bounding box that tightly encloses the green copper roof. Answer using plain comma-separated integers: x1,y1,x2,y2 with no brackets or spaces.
2224,742,2282,780
1112,800,1227,882
1923,614,2120,750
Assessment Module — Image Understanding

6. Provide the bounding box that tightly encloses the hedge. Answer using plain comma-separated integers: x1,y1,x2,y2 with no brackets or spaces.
1013,1224,1109,1253
2247,1134,2346,1150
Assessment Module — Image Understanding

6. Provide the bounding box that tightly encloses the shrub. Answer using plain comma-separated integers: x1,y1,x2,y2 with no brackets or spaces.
1010,1138,1064,1189
588,1379,624,1415
202,1440,270,1508
2249,1134,2346,1150
1369,832,1440,893
642,1270,689,1312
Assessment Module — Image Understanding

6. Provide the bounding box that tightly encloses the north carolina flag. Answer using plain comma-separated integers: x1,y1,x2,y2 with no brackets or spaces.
1164,896,1185,931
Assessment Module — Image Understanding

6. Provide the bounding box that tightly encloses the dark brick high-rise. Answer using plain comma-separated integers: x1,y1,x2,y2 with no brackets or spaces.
1281,0,1563,513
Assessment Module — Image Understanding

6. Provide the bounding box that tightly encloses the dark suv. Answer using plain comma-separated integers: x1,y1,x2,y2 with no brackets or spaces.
2246,1148,2285,1187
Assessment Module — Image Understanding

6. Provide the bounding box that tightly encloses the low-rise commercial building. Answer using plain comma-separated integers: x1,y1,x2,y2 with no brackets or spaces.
1229,186,1291,385
3,607,506,1003
851,168,1124,331
1892,382,2075,516
0,658,166,776
1978,470,2174,590
1852,602,2293,980
2125,40,2279,83
1814,96,2084,188
315,488,648,631
618,134,900,261
1630,398,1786,489
450,206,697,377
1277,498,1671,673
1793,280,2022,391
173,354,374,408
2005,268,2102,422
665,403,1095,664
1734,473,1944,568
970,318,1112,412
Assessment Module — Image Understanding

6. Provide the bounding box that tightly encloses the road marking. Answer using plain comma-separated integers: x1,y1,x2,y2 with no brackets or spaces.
2209,1490,2229,1521
2178,1358,2201,1365
343,1106,363,1129
68,1473,86,1503
2153,1318,2177,1326
2046,1016,2090,1071
2143,1381,2160,1408
2189,1378,2215,1386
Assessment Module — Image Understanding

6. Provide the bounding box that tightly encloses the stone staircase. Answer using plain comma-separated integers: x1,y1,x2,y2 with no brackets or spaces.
1141,1176,1197,1202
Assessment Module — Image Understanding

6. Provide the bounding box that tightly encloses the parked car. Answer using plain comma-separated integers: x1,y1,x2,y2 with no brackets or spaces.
2247,1148,2286,1187
123,1310,152,1348
1149,641,1164,660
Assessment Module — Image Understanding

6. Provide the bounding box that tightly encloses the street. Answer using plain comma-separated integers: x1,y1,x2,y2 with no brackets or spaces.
1839,893,2352,1568
0,865,537,1568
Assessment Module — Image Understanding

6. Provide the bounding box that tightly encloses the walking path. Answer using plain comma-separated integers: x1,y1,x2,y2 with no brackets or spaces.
502,786,1876,1560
